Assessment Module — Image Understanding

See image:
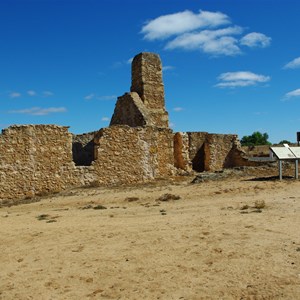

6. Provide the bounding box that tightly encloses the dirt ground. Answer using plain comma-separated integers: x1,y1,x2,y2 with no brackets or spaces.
0,165,300,299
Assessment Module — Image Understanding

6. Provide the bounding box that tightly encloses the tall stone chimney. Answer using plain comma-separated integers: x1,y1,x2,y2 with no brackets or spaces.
110,52,169,128
131,52,165,110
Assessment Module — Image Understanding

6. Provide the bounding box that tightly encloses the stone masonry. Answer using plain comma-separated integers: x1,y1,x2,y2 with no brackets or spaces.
0,52,256,205
110,52,169,128
0,125,78,202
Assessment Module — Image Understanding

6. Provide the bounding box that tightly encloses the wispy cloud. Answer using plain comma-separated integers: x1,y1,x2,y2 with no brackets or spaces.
173,107,184,112
283,88,300,100
240,32,271,48
84,94,116,101
165,26,242,56
254,111,268,116
27,90,37,96
101,117,110,122
9,92,21,98
215,71,270,88
127,57,133,64
283,57,300,69
162,65,175,71
141,9,271,57
9,107,67,116
112,57,133,69
8,90,54,98
43,91,54,97
84,93,95,100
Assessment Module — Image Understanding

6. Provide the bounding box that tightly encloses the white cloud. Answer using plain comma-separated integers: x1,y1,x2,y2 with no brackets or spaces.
215,71,270,88
166,26,242,56
283,88,300,100
141,10,230,40
173,107,184,112
240,32,271,48
127,57,133,64
162,65,175,71
43,91,54,97
283,57,300,69
101,117,110,121
141,9,271,57
9,92,21,98
9,107,67,115
84,93,95,100
27,90,37,96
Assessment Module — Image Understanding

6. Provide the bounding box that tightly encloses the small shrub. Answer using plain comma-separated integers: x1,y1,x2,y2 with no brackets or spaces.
254,200,266,209
157,193,181,202
93,205,107,210
125,197,139,202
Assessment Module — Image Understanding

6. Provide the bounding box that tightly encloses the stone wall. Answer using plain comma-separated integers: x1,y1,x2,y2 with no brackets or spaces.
187,132,208,172
204,134,239,171
131,52,165,110
93,125,175,185
174,132,258,172
110,92,149,127
174,132,191,171
0,125,77,203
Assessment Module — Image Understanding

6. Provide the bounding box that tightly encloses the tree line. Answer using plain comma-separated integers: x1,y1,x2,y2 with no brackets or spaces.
240,131,291,146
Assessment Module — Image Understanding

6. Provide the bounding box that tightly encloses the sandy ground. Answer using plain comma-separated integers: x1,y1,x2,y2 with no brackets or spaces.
1,167,300,300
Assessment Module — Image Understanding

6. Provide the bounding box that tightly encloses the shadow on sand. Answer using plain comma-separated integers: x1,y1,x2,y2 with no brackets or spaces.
245,175,294,182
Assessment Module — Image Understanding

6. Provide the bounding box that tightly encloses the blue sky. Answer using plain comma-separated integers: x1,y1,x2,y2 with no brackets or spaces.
1,0,300,143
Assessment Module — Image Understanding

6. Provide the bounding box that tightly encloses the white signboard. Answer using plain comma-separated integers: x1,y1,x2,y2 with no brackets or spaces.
289,147,300,159
270,147,296,160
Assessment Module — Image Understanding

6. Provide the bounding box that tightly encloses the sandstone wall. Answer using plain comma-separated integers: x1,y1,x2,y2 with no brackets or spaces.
187,132,208,172
0,125,78,204
174,132,257,172
174,132,191,171
204,134,238,171
93,125,175,185
131,52,165,110
110,92,149,127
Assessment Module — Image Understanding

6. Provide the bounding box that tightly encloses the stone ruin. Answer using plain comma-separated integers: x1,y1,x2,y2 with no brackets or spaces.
0,52,255,205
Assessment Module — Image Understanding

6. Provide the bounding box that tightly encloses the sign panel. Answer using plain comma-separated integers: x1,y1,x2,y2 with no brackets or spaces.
270,147,296,160
289,147,300,159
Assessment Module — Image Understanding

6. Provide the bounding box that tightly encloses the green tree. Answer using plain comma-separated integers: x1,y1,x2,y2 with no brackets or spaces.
241,131,271,146
278,140,291,145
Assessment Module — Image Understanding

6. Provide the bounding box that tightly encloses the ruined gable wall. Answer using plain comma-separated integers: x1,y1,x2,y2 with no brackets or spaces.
204,134,238,171
0,125,78,204
110,92,149,127
92,126,174,185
